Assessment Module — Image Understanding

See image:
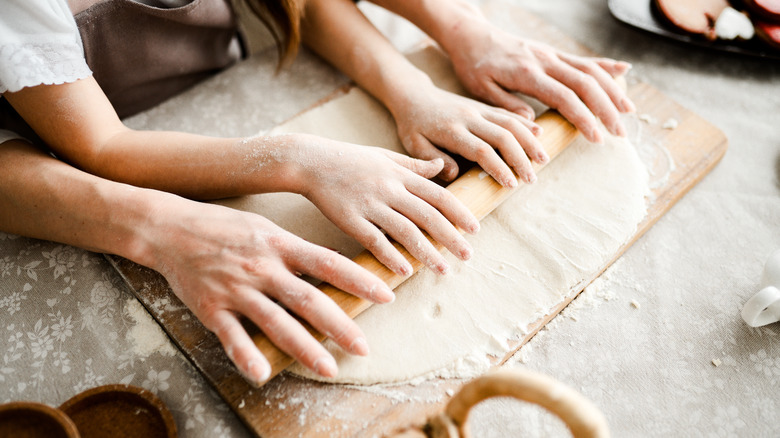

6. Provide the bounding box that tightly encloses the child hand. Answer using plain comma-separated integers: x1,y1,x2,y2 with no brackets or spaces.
289,134,480,277
389,83,547,186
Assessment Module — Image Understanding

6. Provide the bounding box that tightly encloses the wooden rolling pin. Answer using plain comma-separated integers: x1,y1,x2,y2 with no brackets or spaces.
250,107,580,383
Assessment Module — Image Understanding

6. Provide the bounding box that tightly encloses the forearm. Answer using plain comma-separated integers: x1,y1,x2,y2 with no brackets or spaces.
301,0,434,115
3,79,308,200
0,140,163,265
365,0,486,55
83,129,310,200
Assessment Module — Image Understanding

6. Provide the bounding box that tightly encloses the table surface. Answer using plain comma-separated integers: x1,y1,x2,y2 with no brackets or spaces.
1,1,778,437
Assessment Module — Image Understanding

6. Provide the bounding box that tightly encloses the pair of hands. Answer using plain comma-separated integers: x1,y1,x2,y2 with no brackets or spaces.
155,137,480,384
394,26,633,188
162,20,635,384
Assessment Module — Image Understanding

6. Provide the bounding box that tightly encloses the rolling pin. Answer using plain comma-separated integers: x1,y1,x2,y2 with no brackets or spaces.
250,106,580,383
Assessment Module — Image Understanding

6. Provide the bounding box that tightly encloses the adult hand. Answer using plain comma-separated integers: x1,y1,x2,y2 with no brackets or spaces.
444,22,634,144
145,198,395,385
388,82,547,186
289,134,480,277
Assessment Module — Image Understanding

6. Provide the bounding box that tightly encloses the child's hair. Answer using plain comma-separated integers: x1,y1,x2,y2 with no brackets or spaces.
245,0,304,68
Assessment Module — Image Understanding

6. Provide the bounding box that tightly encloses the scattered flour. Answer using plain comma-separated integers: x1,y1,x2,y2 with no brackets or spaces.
639,113,656,124
124,297,177,358
662,118,678,130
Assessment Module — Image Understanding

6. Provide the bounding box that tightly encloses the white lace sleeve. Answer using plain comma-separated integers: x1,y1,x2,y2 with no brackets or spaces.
0,0,92,94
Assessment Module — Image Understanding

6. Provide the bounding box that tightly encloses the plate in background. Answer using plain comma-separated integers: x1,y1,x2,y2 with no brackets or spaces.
608,0,780,60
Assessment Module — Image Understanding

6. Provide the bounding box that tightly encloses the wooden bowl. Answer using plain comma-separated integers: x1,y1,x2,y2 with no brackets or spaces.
59,384,177,438
0,401,80,438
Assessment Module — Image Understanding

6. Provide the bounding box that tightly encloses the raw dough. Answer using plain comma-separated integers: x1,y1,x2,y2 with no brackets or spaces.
218,47,649,385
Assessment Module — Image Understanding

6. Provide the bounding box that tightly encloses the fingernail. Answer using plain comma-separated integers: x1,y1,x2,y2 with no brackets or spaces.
437,261,450,275
349,337,369,356
398,262,413,277
460,244,473,260
526,172,538,184
505,177,518,188
537,151,549,164
470,221,480,234
246,358,271,385
313,356,338,377
370,283,395,303
532,125,543,136
617,122,627,137
384,287,396,303
619,61,633,72
588,127,604,145
610,120,626,137
621,97,636,113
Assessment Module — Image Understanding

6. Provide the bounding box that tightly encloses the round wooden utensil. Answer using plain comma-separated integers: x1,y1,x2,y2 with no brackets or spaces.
0,401,80,438
59,384,177,438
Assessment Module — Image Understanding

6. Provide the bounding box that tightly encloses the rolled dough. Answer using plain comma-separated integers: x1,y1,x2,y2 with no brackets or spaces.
217,47,649,385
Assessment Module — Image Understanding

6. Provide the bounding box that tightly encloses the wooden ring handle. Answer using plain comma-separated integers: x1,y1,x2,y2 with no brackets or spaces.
429,369,609,438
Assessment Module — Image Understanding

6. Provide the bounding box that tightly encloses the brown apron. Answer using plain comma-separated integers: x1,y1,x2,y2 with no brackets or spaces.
71,0,243,118
1,0,244,144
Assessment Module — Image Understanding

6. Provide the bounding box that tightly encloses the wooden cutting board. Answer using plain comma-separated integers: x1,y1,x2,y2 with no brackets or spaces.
107,2,727,436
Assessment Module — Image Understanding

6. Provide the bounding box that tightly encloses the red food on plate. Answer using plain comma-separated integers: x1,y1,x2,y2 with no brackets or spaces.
654,0,730,39
743,0,780,22
754,20,780,48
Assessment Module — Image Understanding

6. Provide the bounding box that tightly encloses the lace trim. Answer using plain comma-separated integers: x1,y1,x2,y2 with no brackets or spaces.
0,36,92,93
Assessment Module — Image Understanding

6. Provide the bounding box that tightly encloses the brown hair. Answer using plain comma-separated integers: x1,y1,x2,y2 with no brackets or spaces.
244,0,304,68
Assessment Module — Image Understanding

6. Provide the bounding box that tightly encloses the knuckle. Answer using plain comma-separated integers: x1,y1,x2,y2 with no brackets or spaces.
578,74,600,91
516,63,536,79
471,79,492,98
496,130,517,147
260,306,287,334
578,62,599,77
202,311,230,338
352,191,373,208
535,50,558,66
400,220,420,237
289,344,313,365
327,322,351,344
557,88,581,107
439,188,459,206
430,185,454,206
295,291,317,315
313,252,336,272
196,292,227,320
523,143,543,159
507,118,528,135
242,257,273,277
472,143,493,160
360,230,384,253
376,178,398,195
256,230,287,252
